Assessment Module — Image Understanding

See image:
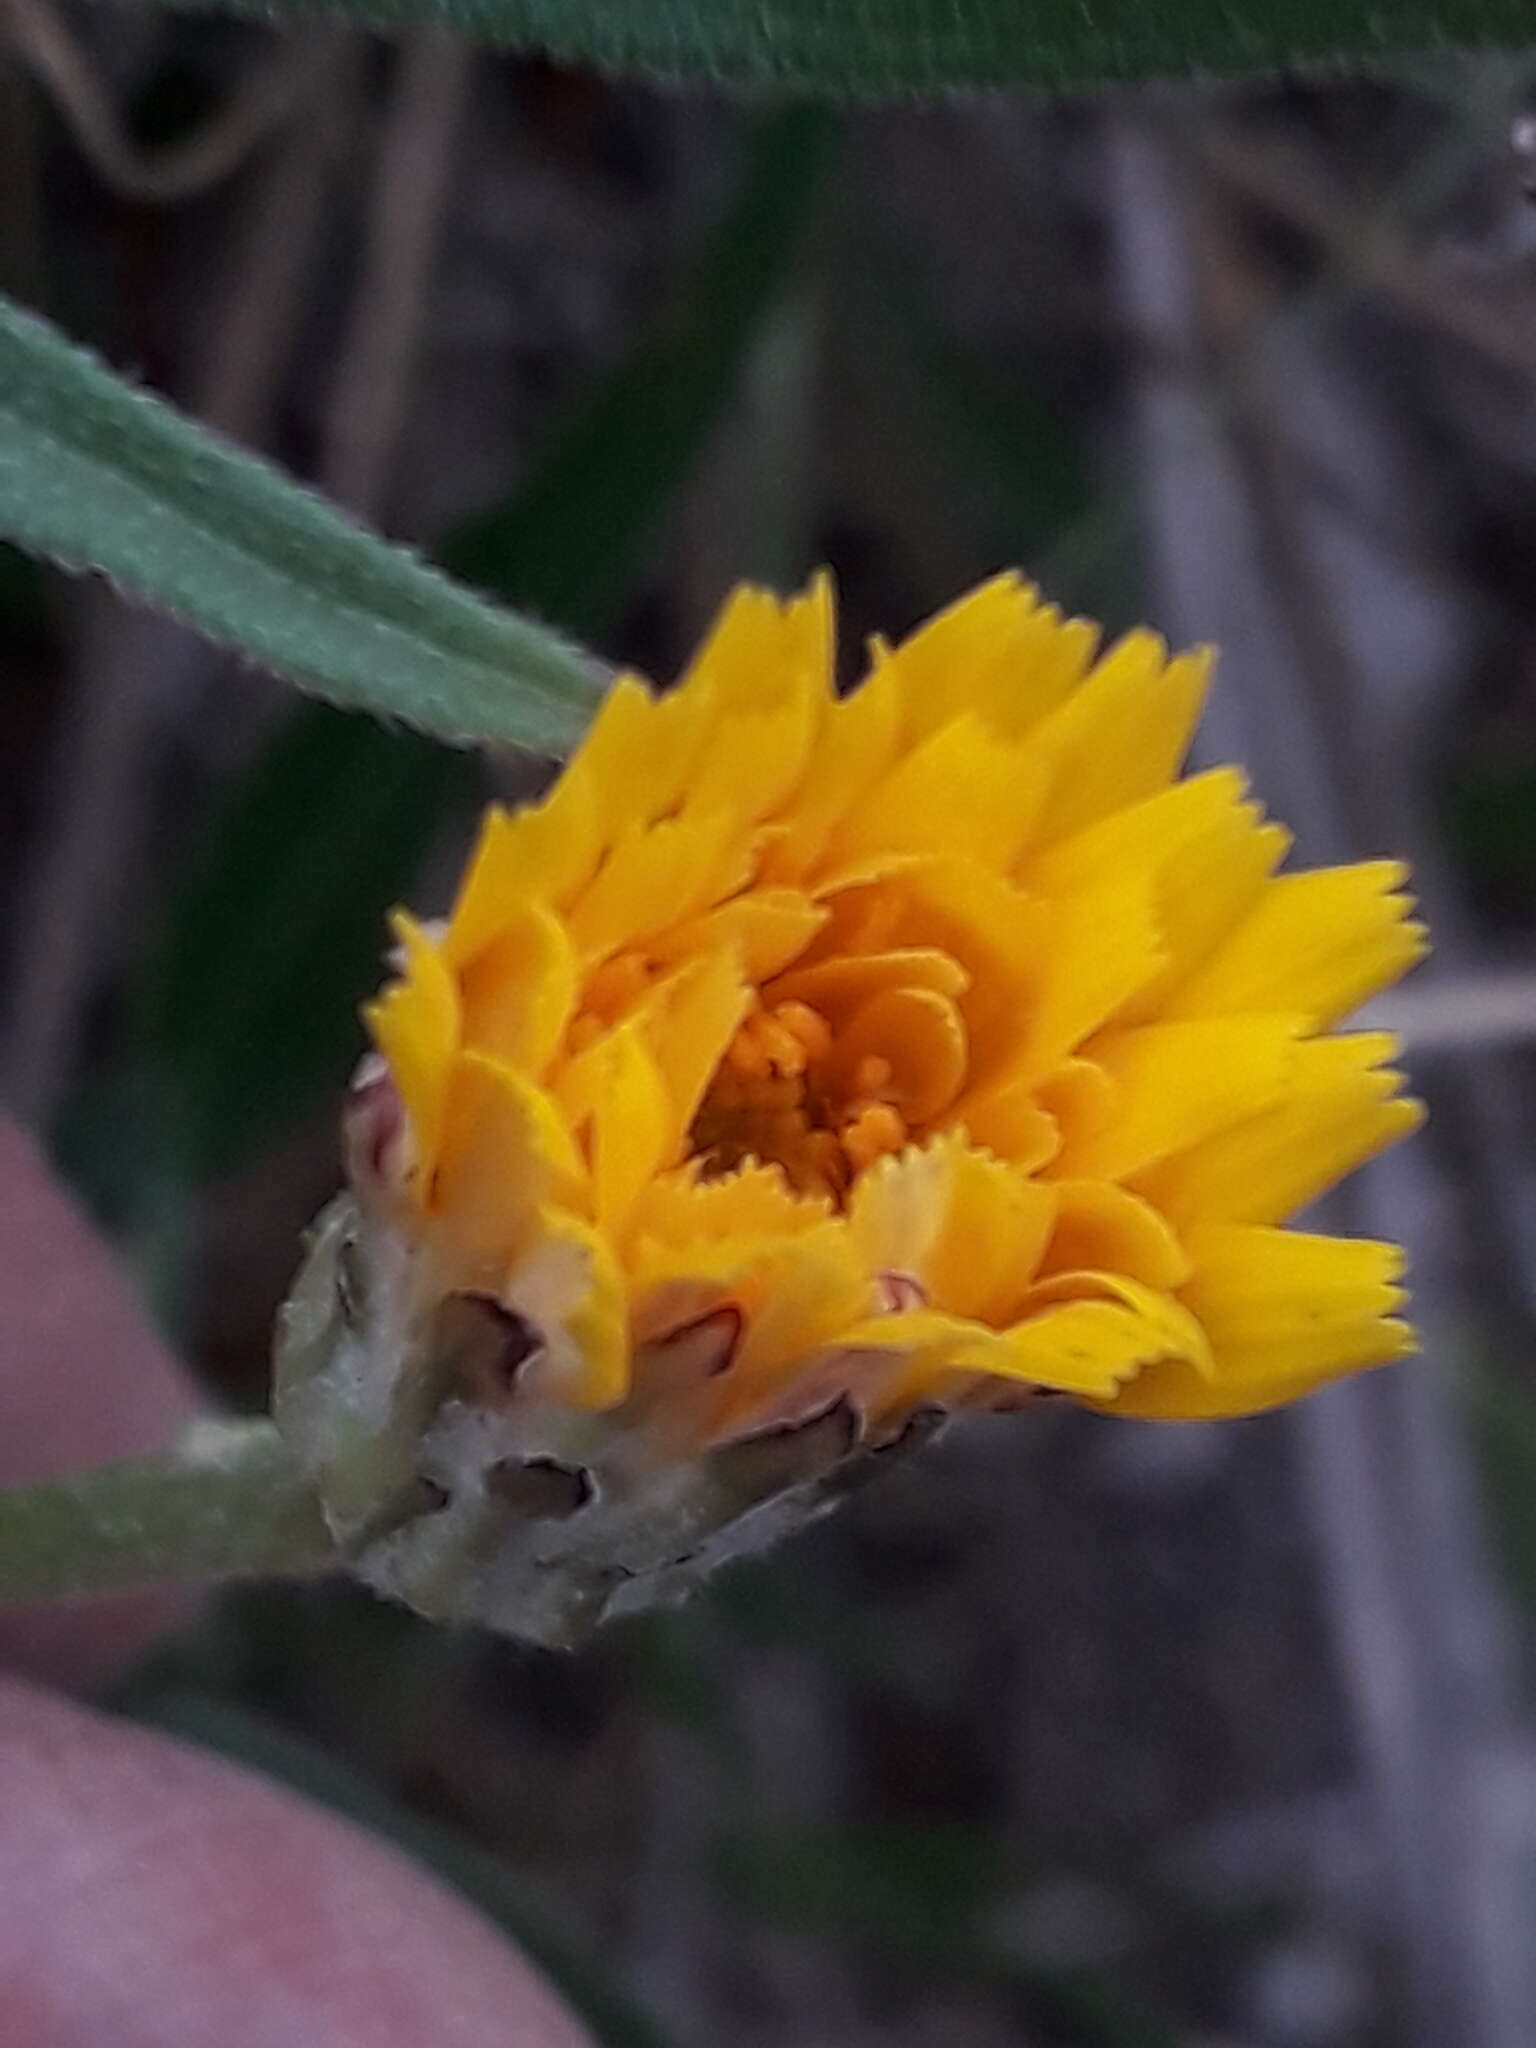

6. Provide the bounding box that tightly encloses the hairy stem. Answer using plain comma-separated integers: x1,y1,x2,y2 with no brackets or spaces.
0,1419,337,1605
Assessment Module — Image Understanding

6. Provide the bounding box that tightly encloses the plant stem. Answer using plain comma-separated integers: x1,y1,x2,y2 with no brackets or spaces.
0,1418,338,1606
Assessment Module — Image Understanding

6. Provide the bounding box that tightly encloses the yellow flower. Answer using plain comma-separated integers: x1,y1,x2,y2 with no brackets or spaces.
362,571,1425,1451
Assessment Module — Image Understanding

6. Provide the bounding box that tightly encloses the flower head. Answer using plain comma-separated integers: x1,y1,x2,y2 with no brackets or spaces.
276,574,1425,1642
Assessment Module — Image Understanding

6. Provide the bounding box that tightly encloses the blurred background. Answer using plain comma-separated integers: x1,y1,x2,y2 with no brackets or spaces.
4,15,1536,2046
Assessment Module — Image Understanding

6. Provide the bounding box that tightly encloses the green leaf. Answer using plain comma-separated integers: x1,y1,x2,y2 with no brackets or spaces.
0,291,601,751
157,0,1536,95
127,106,834,1184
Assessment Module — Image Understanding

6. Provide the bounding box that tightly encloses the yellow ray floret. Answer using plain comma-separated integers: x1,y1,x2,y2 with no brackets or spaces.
363,572,1427,1431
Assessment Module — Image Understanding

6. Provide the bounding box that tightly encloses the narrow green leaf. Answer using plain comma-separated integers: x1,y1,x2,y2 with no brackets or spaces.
128,106,834,1183
0,292,602,751
160,0,1536,95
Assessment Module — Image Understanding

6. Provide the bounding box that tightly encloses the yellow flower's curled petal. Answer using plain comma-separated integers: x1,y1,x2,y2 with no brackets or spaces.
1052,1014,1308,1181
1009,866,1164,1081
822,715,1046,874
1038,1180,1190,1293
1162,861,1428,1025
445,774,601,960
588,1021,674,1237
568,670,711,834
506,1203,629,1409
1107,1225,1415,1420
683,578,830,823
653,890,829,983
849,1136,1057,1324
567,808,753,964
763,648,902,885
631,1161,831,1252
772,943,971,1018
362,911,458,1187
1025,767,1290,1023
645,951,754,1156
458,896,577,1077
883,572,1096,746
842,1284,1205,1403
1183,1224,1411,1380
432,1050,584,1278
1135,1033,1423,1229
631,1219,870,1439
1026,635,1212,850
292,568,1429,1643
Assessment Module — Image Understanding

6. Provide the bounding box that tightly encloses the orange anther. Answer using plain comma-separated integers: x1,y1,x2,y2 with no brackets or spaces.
839,1101,907,1174
773,999,833,1066
852,1054,894,1100
726,1020,772,1077
756,1017,808,1077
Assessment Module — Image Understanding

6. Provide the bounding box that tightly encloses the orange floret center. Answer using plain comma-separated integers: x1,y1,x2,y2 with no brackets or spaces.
691,996,917,1197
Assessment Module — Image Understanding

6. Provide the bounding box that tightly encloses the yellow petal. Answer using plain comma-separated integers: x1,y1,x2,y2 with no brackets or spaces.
1031,1059,1116,1151
873,859,1047,1083
726,1224,871,1397
566,808,752,964
652,890,828,983
822,714,1046,874
683,578,830,824
1019,1267,1214,1374
458,896,577,1077
956,1057,1112,1171
842,1278,1206,1400
646,949,753,1162
1025,767,1289,1023
567,668,711,832
559,951,746,1161
444,775,601,962
882,572,1097,745
1025,634,1213,849
952,1080,1062,1172
998,1291,1209,1395
1135,1033,1423,1228
1010,867,1166,1080
823,985,969,1124
1121,1223,1416,1418
588,1021,673,1236
630,1160,831,1254
1051,1014,1305,1182
771,945,970,1019
765,650,902,885
1161,861,1428,1025
849,1136,1056,1323
635,1221,870,1433
507,1204,630,1409
1038,1180,1191,1291
681,577,830,710
363,911,459,1186
432,1051,585,1277
1102,1346,1416,1420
